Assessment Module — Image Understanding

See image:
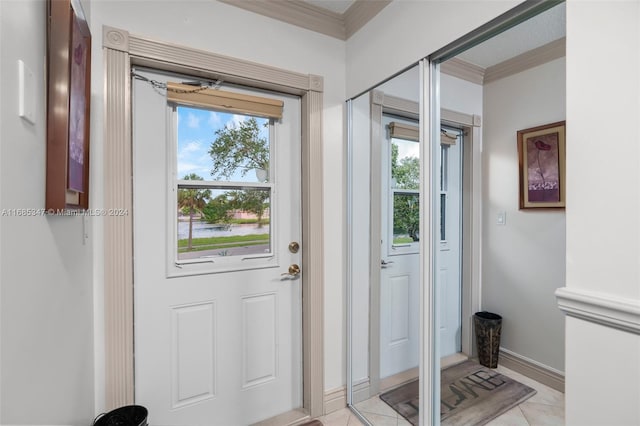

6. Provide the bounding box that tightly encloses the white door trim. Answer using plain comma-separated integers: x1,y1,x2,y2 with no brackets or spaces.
367,91,482,397
369,91,420,397
102,26,324,419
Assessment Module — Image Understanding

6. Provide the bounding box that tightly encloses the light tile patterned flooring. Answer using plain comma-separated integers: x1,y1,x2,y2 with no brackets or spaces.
316,365,564,426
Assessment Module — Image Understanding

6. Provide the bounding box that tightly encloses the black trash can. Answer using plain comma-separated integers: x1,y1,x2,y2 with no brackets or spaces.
473,311,502,368
93,405,148,426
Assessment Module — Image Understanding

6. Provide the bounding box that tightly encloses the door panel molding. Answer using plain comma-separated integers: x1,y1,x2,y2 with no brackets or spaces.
103,26,324,418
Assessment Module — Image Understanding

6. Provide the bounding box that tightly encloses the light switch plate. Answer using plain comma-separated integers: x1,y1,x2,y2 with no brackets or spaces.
497,211,506,226
18,60,36,125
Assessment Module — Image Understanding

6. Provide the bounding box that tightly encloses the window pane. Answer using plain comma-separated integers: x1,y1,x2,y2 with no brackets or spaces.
177,187,271,260
177,106,270,183
393,192,419,243
440,144,449,191
391,138,419,190
440,193,446,241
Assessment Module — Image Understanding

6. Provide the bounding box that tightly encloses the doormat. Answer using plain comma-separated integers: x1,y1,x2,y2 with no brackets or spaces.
379,360,536,426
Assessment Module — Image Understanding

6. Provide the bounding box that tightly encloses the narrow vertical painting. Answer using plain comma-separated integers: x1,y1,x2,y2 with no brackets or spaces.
517,121,566,209
67,8,89,193
46,0,91,211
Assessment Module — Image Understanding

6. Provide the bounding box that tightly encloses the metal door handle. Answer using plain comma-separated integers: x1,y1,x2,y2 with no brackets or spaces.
381,259,394,268
281,264,300,277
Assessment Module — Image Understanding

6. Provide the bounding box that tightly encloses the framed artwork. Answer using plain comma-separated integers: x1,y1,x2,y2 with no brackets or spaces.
46,0,91,211
517,121,566,209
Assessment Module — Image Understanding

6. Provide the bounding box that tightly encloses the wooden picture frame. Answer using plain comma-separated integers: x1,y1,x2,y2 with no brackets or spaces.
517,121,566,209
46,0,91,212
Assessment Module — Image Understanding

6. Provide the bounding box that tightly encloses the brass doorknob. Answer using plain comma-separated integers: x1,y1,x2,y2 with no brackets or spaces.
288,264,300,276
281,263,300,277
288,241,300,253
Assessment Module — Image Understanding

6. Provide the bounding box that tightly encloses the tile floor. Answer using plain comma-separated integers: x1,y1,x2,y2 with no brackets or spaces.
316,365,564,426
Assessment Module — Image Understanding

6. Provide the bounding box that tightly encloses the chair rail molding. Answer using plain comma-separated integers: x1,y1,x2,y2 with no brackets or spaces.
555,287,640,335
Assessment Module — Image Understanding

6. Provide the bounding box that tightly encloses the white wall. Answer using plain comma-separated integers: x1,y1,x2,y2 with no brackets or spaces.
377,65,420,102
440,74,483,114
346,0,520,98
482,58,566,371
565,1,640,425
87,0,347,412
0,1,94,424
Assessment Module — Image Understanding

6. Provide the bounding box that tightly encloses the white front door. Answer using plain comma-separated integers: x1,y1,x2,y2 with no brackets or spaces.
379,116,420,379
132,69,302,425
438,126,463,357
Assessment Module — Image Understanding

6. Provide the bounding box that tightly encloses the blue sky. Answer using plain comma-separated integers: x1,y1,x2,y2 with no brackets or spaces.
176,106,269,182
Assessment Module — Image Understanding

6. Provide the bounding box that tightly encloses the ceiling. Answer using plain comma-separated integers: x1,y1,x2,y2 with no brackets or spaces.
220,1,565,69
456,2,566,68
298,1,566,71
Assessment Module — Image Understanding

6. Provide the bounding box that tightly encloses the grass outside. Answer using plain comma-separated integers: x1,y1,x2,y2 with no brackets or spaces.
393,236,414,244
227,218,270,225
178,233,269,253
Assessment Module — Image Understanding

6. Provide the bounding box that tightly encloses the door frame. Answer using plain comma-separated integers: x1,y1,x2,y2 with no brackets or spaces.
440,113,482,358
367,92,481,396
368,91,420,398
102,26,325,420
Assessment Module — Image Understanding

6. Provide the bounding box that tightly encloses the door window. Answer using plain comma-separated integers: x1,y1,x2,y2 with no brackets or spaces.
390,136,420,253
173,105,275,270
439,127,462,249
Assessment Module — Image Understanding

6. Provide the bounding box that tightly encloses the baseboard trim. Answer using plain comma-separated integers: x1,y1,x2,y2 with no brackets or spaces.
253,408,309,426
499,348,565,393
556,286,640,335
323,386,346,415
352,378,371,405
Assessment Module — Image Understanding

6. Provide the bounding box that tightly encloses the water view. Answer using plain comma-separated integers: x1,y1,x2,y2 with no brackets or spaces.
177,221,269,239
177,221,270,260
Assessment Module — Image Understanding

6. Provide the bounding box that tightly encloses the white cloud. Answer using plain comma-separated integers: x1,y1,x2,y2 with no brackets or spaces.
208,111,222,128
187,112,200,129
180,140,201,154
177,139,212,179
396,140,420,160
225,114,247,130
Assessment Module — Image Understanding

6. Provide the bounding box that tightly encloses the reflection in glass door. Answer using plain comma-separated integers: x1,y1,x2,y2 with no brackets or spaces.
380,116,420,384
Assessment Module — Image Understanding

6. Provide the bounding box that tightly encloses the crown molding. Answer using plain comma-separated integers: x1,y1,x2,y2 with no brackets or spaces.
440,57,485,85
556,286,640,335
219,0,344,38
484,37,566,84
441,37,566,86
218,0,390,40
344,0,391,38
